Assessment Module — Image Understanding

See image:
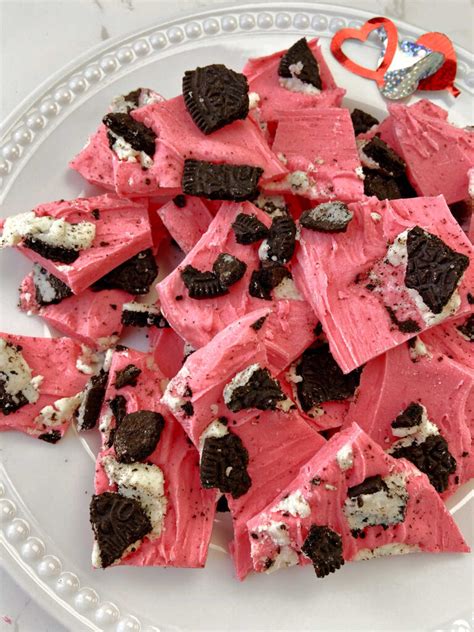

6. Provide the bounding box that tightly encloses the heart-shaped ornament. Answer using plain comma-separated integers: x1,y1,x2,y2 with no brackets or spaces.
329,17,399,86
416,32,460,96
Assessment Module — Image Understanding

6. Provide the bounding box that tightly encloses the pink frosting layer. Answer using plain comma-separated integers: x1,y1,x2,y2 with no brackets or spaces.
0,333,88,439
94,348,216,567
247,423,469,575
15,194,152,294
69,126,115,191
344,341,473,496
420,310,474,370
149,327,187,379
243,38,345,123
110,96,287,198
264,108,364,202
157,197,213,253
292,195,474,373
157,201,316,362
19,274,130,350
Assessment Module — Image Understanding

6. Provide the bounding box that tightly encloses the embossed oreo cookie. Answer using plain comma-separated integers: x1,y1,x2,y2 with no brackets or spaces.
278,38,322,90
121,303,169,329
212,253,247,287
92,249,158,295
405,226,469,314
363,137,406,178
351,108,379,135
232,213,269,245
182,160,263,201
295,344,361,412
181,265,228,299
457,314,474,341
103,112,157,159
32,265,73,306
90,492,152,568
300,202,353,233
23,236,80,264
224,365,287,412
249,262,292,300
76,370,108,431
113,410,165,464
114,364,142,389
264,216,297,263
391,434,456,493
200,432,251,498
183,64,249,134
301,525,344,578
391,402,423,431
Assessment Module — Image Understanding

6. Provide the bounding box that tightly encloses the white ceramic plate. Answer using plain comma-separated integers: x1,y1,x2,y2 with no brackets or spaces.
1,4,472,631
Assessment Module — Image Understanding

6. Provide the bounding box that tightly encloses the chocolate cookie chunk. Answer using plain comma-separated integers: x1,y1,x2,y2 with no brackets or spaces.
121,305,169,328
103,112,157,159
301,525,344,578
200,432,251,499
91,249,158,295
250,315,267,331
76,370,108,431
232,213,269,245
249,262,292,300
216,495,230,512
183,64,249,134
109,395,127,425
32,265,73,306
90,492,152,568
224,366,287,412
363,137,406,178
391,402,423,431
265,216,297,263
295,344,361,411
114,364,142,389
300,202,353,233
348,475,387,498
38,430,62,444
113,410,165,463
23,237,80,264
405,226,469,314
351,109,379,135
181,264,228,299
363,169,402,200
0,381,29,416
182,160,263,201
457,314,474,341
173,194,187,208
391,434,456,493
212,253,247,287
278,38,322,90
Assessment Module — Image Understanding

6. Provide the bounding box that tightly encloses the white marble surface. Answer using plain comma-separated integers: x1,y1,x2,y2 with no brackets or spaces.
0,0,472,630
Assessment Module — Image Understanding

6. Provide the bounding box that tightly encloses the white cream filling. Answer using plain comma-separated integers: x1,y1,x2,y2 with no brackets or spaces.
76,345,105,375
35,392,83,427
122,301,160,314
223,363,261,405
161,384,186,414
102,456,167,538
198,418,229,452
248,91,260,110
370,211,382,222
96,335,120,352
279,62,321,94
408,337,431,362
108,130,153,168
256,520,290,546
273,277,303,301
0,212,96,250
255,194,288,218
389,404,439,442
354,543,419,561
336,443,354,471
355,166,366,180
265,546,299,573
273,491,311,518
32,264,59,303
0,339,43,406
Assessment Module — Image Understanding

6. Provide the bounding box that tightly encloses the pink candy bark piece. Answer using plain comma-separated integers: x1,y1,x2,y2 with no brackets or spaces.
157,197,213,253
293,195,474,373
149,327,188,380
94,348,216,568
19,273,129,350
344,341,473,497
420,311,474,371
157,201,316,363
247,423,469,576
15,194,153,294
243,38,345,124
0,333,88,440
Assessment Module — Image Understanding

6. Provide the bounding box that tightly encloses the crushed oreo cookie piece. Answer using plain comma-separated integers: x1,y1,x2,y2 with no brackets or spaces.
121,304,169,329
385,306,421,334
254,195,289,218
351,109,379,135
363,169,402,201
250,315,267,331
109,395,127,426
391,402,423,431
363,137,406,178
224,366,287,412
278,38,322,90
216,495,230,512
300,202,353,233
181,265,228,299
181,401,194,417
114,364,142,389
0,382,29,416
249,262,292,300
467,293,473,305
348,475,386,498
183,64,249,134
76,370,108,431
405,226,469,314
212,253,247,287
457,314,474,341
173,194,187,208
90,492,152,568
391,434,456,493
113,410,165,463
295,344,361,411
232,213,269,245
265,216,297,263
38,430,62,444
32,265,73,306
200,432,251,498
23,236,80,264
182,160,263,201
91,249,158,295
103,112,157,158
301,525,344,578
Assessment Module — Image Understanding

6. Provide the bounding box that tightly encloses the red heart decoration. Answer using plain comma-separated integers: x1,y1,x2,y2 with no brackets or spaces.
416,32,460,97
330,17,399,86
